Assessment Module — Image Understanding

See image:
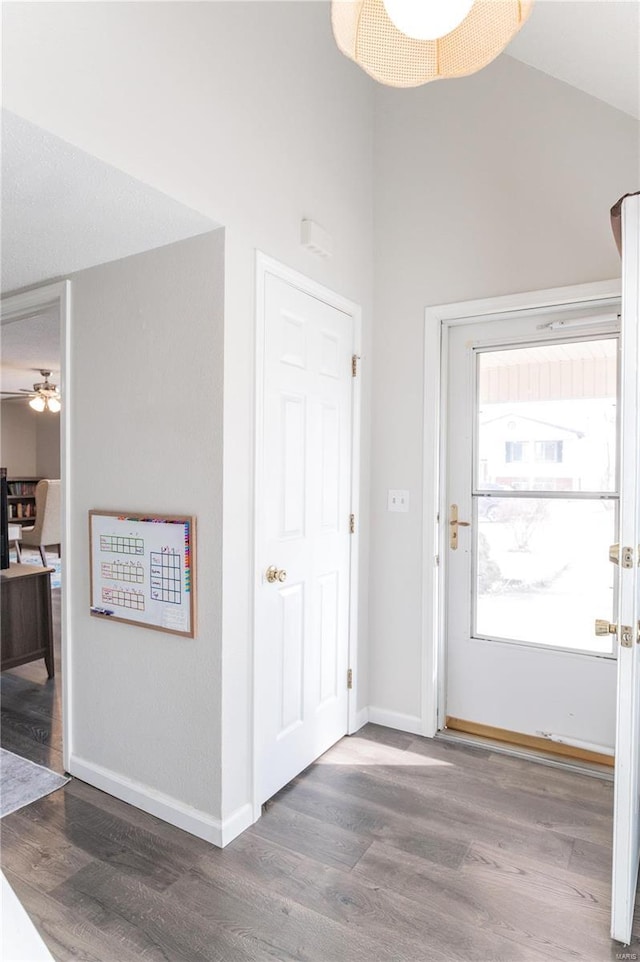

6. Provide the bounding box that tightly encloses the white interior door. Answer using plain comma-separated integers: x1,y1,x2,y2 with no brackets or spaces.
445,307,621,753
611,194,640,945
255,269,354,807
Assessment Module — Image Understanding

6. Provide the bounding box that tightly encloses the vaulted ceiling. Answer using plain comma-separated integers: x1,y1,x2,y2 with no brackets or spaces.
2,1,637,399
507,0,639,119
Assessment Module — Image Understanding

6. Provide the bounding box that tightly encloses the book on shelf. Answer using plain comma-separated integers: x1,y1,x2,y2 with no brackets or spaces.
8,504,35,520
8,480,37,497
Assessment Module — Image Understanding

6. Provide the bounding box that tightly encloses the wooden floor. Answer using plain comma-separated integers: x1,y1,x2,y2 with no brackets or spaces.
2,592,640,961
1,589,65,775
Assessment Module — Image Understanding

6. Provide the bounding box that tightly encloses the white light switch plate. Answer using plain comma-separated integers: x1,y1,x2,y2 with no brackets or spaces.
388,489,409,512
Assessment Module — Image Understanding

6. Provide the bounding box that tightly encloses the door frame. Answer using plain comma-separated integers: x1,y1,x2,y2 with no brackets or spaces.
1,279,72,768
422,278,621,738
252,251,362,819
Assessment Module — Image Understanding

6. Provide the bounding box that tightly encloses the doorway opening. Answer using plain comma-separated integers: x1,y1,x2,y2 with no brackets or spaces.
1,281,71,773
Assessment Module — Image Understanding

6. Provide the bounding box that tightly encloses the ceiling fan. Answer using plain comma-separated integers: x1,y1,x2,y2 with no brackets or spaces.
1,369,62,412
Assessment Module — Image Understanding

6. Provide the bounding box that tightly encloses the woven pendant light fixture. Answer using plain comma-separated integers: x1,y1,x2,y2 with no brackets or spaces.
332,0,534,88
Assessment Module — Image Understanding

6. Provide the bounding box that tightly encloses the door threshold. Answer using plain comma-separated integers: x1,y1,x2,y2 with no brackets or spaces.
438,724,614,781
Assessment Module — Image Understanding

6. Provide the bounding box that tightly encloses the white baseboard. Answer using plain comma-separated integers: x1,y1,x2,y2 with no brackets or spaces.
349,706,370,734
367,707,424,736
69,755,254,848
219,803,255,846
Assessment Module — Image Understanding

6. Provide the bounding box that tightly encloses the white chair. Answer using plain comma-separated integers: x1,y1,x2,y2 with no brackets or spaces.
8,523,22,563
21,480,61,566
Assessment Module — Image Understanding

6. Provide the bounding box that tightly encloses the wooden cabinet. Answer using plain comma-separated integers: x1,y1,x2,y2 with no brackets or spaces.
1,563,54,677
7,477,41,526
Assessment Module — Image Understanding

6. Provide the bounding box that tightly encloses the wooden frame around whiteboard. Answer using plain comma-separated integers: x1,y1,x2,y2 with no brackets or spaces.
88,511,197,637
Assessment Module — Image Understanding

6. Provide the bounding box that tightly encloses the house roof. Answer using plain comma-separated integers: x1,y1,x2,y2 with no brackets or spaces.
481,412,585,438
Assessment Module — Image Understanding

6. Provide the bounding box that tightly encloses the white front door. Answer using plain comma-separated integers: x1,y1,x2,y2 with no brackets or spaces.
255,268,355,806
445,306,620,753
611,193,640,945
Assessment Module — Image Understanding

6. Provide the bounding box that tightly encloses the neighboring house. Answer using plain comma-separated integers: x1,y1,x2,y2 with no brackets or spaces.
480,413,585,491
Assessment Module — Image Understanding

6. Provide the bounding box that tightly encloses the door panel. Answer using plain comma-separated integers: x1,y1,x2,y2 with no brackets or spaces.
256,272,353,806
278,583,304,735
446,315,619,752
282,395,306,536
318,571,339,704
320,404,340,528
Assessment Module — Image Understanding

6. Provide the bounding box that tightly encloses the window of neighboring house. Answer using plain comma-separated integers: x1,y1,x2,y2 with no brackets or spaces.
505,440,528,462
534,440,564,463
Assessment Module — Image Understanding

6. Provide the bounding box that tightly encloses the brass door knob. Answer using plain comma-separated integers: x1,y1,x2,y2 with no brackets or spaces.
595,619,617,636
266,565,287,584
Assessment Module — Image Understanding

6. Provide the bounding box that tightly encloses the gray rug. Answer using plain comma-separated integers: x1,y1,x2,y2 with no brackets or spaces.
0,748,69,817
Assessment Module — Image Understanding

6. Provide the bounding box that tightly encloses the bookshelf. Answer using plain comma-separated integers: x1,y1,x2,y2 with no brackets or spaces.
7,478,41,526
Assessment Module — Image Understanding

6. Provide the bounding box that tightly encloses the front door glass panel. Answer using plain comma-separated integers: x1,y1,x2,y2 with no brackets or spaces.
474,337,619,655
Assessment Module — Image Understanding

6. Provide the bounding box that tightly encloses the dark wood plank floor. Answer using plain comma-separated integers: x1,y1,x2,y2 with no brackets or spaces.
2,593,640,961
1,587,64,774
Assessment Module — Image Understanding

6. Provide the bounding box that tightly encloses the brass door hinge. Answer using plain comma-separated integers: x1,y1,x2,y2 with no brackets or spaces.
352,355,358,377
621,626,634,648
349,513,355,534
610,544,634,568
347,668,353,690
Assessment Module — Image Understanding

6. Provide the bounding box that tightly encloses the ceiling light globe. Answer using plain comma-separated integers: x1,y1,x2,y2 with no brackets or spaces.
47,397,61,413
382,0,475,40
29,396,46,412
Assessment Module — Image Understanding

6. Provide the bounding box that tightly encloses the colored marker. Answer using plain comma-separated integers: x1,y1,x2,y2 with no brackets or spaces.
90,606,115,616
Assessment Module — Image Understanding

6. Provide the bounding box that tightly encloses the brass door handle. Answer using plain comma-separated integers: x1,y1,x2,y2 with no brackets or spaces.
449,504,471,550
595,620,635,647
266,565,287,584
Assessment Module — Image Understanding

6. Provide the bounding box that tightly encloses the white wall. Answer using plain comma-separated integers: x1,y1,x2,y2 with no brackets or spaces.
0,399,61,479
68,230,225,821
0,400,37,476
1,396,62,481
370,55,639,725
3,2,374,829
36,414,60,478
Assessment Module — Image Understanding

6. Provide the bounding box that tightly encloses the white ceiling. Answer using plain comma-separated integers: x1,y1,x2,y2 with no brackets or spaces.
1,309,60,396
507,0,640,119
1,110,218,295
1,110,219,402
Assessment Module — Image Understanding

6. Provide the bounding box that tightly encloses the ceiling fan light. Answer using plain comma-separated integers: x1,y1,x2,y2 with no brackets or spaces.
382,0,475,41
47,397,61,413
332,0,534,88
29,395,46,412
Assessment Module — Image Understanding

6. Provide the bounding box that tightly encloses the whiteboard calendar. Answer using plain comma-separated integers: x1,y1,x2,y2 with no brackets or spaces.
89,511,196,637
